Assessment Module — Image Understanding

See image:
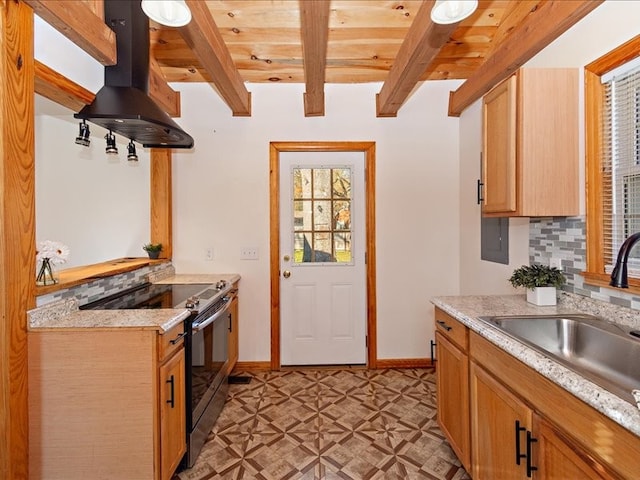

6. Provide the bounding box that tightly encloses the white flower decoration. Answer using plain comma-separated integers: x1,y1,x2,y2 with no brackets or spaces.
36,240,70,265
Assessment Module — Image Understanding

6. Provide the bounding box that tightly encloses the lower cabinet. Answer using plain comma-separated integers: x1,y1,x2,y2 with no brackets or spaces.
470,362,533,479
434,308,470,471
227,287,239,373
29,323,187,480
433,307,638,479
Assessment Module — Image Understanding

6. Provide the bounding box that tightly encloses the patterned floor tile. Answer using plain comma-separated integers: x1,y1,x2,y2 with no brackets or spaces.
176,368,470,480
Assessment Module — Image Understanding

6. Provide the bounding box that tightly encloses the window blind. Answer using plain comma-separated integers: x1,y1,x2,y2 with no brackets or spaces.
602,63,640,273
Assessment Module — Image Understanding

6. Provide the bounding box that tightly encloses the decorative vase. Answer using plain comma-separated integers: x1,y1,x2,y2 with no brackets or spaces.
526,286,557,306
36,257,58,286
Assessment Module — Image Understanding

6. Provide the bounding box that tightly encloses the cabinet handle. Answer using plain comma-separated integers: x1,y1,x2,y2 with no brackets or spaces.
436,320,452,331
228,313,232,332
515,420,527,465
430,340,437,363
526,430,538,477
166,375,175,408
170,331,187,345
477,179,484,204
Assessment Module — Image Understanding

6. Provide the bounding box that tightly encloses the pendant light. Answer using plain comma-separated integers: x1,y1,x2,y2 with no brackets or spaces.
141,0,192,27
431,0,478,25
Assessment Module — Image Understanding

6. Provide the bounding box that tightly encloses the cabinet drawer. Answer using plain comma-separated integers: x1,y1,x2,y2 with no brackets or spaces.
159,322,186,361
434,307,468,351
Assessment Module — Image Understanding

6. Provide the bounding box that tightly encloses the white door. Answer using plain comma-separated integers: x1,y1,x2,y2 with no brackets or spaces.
279,151,367,365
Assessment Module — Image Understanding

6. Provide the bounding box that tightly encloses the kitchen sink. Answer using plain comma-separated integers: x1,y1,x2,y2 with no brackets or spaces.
478,314,640,404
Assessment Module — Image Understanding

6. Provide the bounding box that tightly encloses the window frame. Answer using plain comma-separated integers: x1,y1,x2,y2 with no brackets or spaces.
585,34,640,290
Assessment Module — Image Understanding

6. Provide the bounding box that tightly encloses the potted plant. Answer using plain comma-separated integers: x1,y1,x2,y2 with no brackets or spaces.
509,264,566,306
142,243,163,259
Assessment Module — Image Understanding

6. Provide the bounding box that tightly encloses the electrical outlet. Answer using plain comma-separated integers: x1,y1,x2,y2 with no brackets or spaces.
205,248,214,261
550,257,562,270
241,247,259,260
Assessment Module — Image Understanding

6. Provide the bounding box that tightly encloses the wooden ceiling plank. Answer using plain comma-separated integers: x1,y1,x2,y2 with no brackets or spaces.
376,0,458,117
448,0,603,117
24,0,116,66
149,57,181,117
300,0,330,116
181,0,251,116
484,1,544,57
34,60,95,112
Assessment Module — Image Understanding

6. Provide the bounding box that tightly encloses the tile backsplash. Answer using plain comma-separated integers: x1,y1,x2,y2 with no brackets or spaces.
530,217,640,311
36,262,175,307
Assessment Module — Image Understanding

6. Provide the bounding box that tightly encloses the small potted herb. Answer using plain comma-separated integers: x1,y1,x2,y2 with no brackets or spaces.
142,243,163,259
509,264,566,306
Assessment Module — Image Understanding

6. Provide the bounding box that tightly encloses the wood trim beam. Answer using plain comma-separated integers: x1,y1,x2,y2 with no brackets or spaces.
0,1,36,478
269,141,377,370
35,59,182,117
34,60,95,112
448,0,603,117
149,57,181,117
181,0,251,116
376,0,457,117
300,0,330,117
24,0,116,66
150,149,173,260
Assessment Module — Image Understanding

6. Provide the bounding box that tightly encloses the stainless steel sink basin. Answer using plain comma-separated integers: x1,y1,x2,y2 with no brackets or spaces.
478,314,640,404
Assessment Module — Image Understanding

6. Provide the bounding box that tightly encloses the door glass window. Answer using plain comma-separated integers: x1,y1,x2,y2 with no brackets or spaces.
292,167,352,264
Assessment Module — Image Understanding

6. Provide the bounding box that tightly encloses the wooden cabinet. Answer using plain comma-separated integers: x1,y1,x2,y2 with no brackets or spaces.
434,308,471,471
29,322,187,480
158,323,187,480
470,362,533,479
482,68,579,217
470,331,630,479
227,286,239,373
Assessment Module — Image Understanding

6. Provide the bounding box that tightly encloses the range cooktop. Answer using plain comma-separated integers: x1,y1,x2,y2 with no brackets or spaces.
80,281,230,312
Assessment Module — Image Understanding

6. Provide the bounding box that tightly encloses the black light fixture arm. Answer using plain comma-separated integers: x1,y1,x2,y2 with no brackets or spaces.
610,232,640,288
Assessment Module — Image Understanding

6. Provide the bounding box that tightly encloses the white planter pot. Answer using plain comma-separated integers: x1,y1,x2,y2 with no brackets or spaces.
526,287,557,306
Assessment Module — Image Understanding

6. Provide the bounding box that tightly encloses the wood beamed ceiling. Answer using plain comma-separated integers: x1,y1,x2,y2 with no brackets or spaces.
27,0,603,119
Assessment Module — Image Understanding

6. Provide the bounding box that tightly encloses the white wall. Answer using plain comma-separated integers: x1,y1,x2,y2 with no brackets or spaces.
458,0,640,295
171,81,463,361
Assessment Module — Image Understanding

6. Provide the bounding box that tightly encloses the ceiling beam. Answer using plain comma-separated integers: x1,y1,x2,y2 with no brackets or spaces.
181,0,251,116
300,0,330,117
35,60,95,112
24,0,116,65
149,57,181,117
376,0,458,118
448,0,603,117
35,60,182,117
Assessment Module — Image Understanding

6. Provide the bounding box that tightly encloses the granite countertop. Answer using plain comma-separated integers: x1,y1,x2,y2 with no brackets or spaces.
431,294,640,438
28,297,190,333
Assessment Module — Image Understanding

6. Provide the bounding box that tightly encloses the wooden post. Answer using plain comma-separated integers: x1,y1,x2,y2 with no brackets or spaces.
150,148,173,259
0,1,36,479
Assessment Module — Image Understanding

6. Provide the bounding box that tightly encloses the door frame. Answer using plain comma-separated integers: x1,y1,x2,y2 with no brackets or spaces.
270,141,377,370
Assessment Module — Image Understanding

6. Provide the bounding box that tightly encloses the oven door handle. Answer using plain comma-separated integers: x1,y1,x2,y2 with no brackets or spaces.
192,300,231,331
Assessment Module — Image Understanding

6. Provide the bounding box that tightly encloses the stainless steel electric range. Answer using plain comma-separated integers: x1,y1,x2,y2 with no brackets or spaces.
81,279,236,468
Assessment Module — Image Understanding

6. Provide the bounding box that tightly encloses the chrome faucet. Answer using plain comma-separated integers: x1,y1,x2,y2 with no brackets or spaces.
610,232,640,287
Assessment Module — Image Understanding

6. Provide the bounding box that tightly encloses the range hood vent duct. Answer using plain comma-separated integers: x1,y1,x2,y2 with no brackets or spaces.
75,0,193,149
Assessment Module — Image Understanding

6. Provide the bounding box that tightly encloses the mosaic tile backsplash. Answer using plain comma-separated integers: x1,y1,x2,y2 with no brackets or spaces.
530,216,640,311
36,262,175,307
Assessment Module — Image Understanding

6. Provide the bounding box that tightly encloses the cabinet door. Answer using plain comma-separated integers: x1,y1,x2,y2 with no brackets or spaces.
470,362,532,480
228,295,239,372
482,74,517,214
159,349,186,480
436,331,471,471
534,415,616,480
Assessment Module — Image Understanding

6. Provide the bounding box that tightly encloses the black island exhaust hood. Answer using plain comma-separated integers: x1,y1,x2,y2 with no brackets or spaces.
75,0,194,149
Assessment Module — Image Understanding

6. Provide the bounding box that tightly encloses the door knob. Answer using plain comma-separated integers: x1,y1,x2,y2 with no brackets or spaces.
283,270,291,278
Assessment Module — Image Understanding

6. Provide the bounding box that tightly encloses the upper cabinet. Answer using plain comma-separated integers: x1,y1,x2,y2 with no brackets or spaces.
482,68,579,217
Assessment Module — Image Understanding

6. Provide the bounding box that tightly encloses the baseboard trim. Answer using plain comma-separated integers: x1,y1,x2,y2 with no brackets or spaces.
233,359,435,372
374,358,435,369
232,361,272,373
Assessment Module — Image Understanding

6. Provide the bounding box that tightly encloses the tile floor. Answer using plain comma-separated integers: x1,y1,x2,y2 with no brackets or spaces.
175,368,470,480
